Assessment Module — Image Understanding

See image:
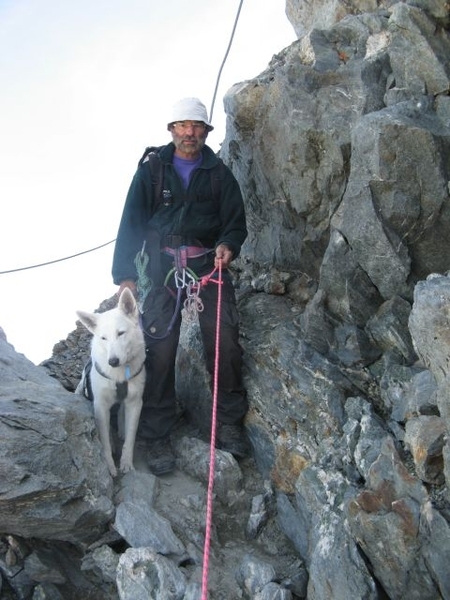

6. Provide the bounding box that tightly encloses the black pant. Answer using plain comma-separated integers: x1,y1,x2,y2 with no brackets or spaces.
138,271,248,440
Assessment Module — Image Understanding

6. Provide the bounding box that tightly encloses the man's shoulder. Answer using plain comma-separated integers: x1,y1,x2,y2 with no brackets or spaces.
201,145,226,170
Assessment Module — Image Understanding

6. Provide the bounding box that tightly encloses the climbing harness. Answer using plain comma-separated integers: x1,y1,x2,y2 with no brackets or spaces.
201,259,223,600
79,357,145,402
135,242,219,340
163,243,213,272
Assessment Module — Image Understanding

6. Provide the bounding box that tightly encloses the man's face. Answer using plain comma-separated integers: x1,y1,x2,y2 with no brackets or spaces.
170,121,209,159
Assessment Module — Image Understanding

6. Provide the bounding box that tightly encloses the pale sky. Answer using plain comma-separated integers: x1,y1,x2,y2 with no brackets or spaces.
0,0,295,364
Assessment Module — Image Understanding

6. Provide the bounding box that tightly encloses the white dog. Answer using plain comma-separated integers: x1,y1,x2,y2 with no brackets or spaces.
76,288,146,477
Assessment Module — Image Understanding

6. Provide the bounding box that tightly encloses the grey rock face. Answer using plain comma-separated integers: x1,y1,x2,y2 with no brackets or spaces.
409,274,450,494
116,548,186,600
0,338,114,546
113,502,185,555
405,415,446,484
218,1,450,597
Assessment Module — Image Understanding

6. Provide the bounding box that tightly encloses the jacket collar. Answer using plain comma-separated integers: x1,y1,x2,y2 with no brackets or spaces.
159,143,219,169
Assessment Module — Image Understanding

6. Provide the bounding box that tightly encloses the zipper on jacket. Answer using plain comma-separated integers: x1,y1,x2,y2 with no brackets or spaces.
174,168,201,234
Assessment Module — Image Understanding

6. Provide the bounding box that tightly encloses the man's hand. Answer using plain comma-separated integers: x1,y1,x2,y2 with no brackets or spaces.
214,244,233,269
117,280,137,298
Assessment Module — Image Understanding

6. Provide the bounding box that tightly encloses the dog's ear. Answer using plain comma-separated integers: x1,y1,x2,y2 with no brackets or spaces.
76,310,98,334
118,287,138,318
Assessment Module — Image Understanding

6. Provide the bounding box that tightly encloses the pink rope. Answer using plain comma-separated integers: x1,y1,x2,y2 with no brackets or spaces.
198,266,219,288
201,260,223,599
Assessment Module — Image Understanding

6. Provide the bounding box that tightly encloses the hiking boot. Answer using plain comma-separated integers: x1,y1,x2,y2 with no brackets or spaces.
216,424,250,459
147,438,175,475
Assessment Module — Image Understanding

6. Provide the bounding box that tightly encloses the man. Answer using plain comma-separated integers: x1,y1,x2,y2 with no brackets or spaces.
112,97,249,475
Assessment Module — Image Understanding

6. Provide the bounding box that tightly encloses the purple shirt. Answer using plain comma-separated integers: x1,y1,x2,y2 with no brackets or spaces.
173,154,203,189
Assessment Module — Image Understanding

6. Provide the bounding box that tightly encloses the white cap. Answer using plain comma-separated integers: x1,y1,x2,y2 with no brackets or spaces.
167,97,214,131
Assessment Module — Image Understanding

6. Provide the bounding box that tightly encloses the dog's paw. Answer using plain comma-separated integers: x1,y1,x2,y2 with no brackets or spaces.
107,460,118,478
120,447,135,473
119,460,135,474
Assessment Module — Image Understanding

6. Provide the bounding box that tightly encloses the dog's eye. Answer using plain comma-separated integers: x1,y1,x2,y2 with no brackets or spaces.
101,336,107,341
118,331,125,337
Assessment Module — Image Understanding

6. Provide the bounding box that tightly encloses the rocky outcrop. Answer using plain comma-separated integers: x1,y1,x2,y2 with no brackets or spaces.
217,1,449,598
0,338,114,545
1,1,450,599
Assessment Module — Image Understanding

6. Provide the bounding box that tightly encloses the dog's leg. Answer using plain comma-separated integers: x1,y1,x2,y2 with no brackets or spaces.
119,394,143,473
75,373,85,396
94,399,117,477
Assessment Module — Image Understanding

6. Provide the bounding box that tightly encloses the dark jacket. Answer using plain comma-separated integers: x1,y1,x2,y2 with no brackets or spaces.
112,143,247,285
